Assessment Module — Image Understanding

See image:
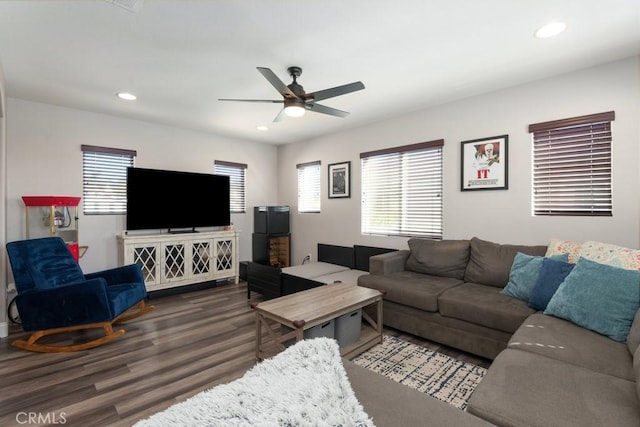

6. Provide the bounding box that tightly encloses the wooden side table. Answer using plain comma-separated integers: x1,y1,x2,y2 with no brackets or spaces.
252,283,383,360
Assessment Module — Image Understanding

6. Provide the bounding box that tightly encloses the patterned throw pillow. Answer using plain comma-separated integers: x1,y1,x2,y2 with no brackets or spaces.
544,238,582,263
578,241,640,271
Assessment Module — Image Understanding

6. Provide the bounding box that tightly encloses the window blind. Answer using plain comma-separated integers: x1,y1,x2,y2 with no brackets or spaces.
214,160,247,214
530,111,614,216
297,161,321,213
81,145,135,215
361,140,443,238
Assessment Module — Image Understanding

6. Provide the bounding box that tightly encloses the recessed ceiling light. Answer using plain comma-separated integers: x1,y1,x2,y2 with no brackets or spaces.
256,125,269,131
535,22,567,39
117,92,137,101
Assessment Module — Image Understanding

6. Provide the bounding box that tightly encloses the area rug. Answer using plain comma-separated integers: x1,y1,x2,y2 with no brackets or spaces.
134,337,374,427
351,335,487,410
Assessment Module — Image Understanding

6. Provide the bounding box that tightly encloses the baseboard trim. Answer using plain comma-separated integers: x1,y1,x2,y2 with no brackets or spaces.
0,321,8,338
147,280,219,299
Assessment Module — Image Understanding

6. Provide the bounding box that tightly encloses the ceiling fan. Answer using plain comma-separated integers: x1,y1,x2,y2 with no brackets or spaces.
218,66,365,122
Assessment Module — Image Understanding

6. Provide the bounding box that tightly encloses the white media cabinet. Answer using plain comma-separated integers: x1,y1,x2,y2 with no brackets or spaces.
117,230,239,292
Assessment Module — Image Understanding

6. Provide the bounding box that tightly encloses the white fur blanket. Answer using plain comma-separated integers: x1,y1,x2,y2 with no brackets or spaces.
134,338,375,426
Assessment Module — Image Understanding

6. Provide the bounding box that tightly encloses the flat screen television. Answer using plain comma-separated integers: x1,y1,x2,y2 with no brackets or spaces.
126,167,230,232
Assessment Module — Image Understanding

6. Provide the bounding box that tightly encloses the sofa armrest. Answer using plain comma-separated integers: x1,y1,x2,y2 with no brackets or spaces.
85,263,144,286
369,250,410,275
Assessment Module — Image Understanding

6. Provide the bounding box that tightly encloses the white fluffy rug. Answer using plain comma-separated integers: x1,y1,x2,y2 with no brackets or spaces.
134,338,374,427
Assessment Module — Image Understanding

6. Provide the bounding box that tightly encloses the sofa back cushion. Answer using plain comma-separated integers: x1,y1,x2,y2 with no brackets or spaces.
405,239,470,280
464,237,547,288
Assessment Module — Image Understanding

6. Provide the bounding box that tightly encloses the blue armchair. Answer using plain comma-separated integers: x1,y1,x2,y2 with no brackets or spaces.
6,237,154,352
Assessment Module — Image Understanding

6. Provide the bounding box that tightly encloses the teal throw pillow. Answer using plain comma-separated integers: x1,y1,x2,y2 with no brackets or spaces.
544,257,640,342
501,252,568,302
528,258,574,311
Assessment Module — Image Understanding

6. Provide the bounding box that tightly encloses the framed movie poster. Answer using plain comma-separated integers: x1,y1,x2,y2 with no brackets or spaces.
328,161,350,198
461,135,509,191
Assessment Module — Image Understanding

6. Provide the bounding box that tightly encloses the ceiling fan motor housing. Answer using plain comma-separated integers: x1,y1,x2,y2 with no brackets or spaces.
286,66,305,98
287,66,302,78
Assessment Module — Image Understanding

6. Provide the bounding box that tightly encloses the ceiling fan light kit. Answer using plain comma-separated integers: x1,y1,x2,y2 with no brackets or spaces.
219,66,365,122
284,105,305,118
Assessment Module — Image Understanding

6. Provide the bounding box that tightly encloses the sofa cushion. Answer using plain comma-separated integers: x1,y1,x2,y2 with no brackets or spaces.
405,239,470,280
628,309,640,355
501,252,568,302
358,271,463,312
545,237,582,263
343,359,493,427
464,237,547,288
634,346,640,401
467,348,640,427
438,283,535,333
527,257,575,311
508,313,634,381
545,257,640,342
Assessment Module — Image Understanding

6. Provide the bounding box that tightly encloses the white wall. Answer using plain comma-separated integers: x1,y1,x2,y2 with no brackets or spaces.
3,57,639,285
5,99,279,275
278,57,640,264
0,62,7,337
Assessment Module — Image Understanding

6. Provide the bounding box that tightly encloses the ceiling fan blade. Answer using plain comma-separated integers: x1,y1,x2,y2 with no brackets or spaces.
257,67,297,98
273,108,287,123
218,98,283,103
306,81,365,102
305,103,350,118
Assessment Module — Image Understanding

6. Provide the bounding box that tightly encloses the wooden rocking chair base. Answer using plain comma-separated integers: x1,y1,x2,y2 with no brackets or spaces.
12,300,155,353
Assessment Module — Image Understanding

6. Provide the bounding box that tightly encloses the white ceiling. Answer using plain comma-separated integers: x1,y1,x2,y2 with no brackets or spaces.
0,0,638,145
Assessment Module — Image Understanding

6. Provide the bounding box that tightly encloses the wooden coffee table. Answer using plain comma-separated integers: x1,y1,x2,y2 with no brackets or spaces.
252,283,383,360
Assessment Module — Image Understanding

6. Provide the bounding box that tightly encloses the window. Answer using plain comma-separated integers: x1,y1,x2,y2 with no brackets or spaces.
529,111,614,216
214,160,247,214
81,145,135,215
297,161,321,213
361,140,444,238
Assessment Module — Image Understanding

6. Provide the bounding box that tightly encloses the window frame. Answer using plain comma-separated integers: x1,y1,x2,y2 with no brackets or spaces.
214,160,247,214
297,161,321,213
81,145,136,215
529,111,614,217
360,139,444,239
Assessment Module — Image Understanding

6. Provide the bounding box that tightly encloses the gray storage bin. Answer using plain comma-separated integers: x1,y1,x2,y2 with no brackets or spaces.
281,319,335,347
335,308,362,347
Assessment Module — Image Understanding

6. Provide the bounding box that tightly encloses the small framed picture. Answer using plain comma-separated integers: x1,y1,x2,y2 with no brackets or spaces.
328,161,351,198
461,135,509,191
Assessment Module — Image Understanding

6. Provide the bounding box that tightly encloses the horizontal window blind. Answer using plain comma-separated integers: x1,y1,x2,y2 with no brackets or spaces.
215,161,247,214
81,145,135,215
361,140,443,238
297,161,321,213
530,112,614,216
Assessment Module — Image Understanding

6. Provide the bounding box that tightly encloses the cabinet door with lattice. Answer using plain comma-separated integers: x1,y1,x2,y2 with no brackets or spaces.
161,241,187,283
190,238,215,280
214,237,235,276
130,242,161,287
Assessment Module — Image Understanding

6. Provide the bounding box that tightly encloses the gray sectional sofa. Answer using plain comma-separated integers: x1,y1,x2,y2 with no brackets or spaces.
357,236,640,426
358,237,547,360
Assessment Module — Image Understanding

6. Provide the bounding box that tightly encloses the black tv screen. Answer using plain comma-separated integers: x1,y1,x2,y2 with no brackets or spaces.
126,167,230,231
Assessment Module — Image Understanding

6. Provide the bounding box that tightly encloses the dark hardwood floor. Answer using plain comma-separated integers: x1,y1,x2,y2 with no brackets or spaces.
0,281,491,427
